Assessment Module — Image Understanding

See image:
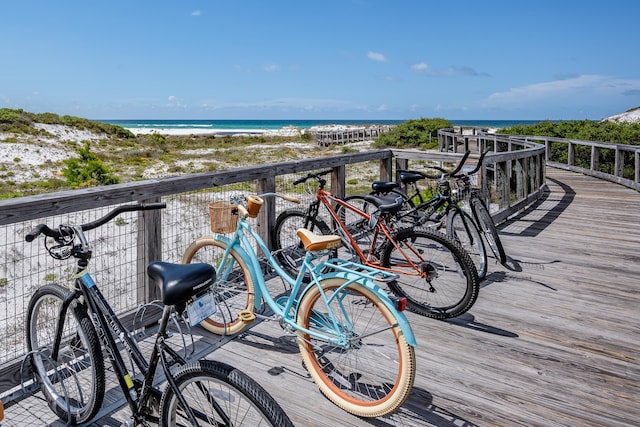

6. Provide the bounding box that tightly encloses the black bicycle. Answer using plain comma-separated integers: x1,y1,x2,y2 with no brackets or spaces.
345,149,507,280
25,203,293,426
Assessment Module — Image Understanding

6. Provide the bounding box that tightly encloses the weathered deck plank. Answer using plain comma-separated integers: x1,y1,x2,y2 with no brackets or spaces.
3,167,639,426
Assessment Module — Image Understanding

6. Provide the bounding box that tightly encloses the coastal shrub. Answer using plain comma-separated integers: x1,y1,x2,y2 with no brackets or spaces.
373,118,452,149
63,142,120,187
498,119,640,145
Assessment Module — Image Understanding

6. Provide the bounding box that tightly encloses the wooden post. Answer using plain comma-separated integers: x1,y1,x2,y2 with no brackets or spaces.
591,145,599,171
568,142,575,166
138,198,163,304
257,175,276,250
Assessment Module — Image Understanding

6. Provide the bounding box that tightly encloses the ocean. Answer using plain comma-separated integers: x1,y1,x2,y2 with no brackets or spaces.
104,119,543,133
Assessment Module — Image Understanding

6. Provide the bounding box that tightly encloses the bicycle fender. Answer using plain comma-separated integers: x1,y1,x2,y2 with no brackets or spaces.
301,271,417,347
210,234,265,305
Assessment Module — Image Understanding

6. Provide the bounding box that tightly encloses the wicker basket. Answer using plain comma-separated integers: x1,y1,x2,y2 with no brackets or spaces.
208,201,238,233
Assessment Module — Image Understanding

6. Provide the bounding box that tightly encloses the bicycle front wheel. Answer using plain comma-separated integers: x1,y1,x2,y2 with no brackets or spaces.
471,197,507,265
381,227,479,319
160,359,294,427
297,278,416,417
26,284,105,424
182,237,256,335
446,208,488,280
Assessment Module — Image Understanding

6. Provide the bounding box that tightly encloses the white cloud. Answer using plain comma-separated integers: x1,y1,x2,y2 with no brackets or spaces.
191,10,201,16
411,62,484,77
262,64,279,72
411,62,429,72
367,51,387,62
484,74,640,106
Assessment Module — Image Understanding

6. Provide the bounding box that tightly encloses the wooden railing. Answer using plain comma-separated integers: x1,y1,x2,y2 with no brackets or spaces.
0,145,541,399
439,127,640,192
438,128,547,224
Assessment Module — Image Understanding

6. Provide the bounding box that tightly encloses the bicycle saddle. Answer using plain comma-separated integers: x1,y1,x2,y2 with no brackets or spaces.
296,228,341,251
398,170,427,184
147,261,216,306
371,181,400,194
364,195,405,215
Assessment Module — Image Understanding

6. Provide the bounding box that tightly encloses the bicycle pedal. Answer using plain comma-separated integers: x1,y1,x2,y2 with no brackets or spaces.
239,310,256,323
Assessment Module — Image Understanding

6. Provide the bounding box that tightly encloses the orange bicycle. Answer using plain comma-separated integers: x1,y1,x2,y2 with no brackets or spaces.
273,170,479,319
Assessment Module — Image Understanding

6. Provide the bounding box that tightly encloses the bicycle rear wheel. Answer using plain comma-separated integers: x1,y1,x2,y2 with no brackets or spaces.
26,284,105,424
381,227,479,319
471,197,507,264
446,208,488,280
182,237,256,335
297,278,416,417
273,208,334,280
160,359,294,427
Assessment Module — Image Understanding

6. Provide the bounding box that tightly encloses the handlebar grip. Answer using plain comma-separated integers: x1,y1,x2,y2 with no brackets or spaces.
282,195,301,204
236,204,250,219
25,224,49,242
292,176,307,185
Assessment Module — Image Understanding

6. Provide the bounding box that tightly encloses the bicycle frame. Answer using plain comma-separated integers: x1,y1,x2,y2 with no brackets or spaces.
53,263,192,424
212,208,416,347
314,188,427,280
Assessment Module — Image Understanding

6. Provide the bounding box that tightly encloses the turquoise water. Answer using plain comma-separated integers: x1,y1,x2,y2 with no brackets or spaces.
104,119,543,132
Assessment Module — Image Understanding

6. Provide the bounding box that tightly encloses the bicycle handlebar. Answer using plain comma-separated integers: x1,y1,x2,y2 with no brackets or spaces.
25,202,167,242
292,169,332,186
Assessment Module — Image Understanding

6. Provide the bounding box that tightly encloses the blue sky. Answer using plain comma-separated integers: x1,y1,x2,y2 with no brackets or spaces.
1,0,639,121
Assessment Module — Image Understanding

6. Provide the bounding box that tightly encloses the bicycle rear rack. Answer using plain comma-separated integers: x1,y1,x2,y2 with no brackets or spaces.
320,258,399,283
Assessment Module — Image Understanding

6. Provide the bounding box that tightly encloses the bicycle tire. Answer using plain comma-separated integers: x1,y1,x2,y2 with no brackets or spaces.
471,197,507,265
160,359,294,427
273,208,334,280
182,237,256,335
381,227,480,319
446,208,488,280
297,277,416,417
26,284,105,424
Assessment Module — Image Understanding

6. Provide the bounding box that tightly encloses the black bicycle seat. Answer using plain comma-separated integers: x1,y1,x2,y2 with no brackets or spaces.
371,181,400,194
364,195,405,215
147,261,216,306
398,170,426,184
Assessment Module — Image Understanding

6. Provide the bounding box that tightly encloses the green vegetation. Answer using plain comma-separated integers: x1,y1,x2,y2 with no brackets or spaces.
498,117,640,180
62,142,120,187
0,108,134,137
372,118,452,149
498,119,640,145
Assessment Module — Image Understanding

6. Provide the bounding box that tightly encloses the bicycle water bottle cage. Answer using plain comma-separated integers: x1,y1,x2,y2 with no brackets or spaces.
371,181,400,194
296,228,341,251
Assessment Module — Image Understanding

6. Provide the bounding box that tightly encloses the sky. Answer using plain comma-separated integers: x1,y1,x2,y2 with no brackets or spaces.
1,0,640,121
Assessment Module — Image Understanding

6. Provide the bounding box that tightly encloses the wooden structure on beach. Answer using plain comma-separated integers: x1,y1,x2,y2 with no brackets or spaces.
1,131,639,426
311,125,395,146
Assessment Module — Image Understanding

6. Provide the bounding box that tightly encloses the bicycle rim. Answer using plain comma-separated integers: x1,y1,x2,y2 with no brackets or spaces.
382,227,479,319
160,360,293,427
26,284,105,424
182,237,255,335
297,278,416,417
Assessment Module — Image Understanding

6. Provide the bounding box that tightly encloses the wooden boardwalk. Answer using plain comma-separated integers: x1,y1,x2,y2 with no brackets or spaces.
3,167,639,427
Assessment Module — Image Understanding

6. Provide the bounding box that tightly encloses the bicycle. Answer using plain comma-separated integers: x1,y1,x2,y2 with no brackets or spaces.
346,149,507,279
182,193,416,418
272,171,479,319
345,150,488,280
25,203,293,426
